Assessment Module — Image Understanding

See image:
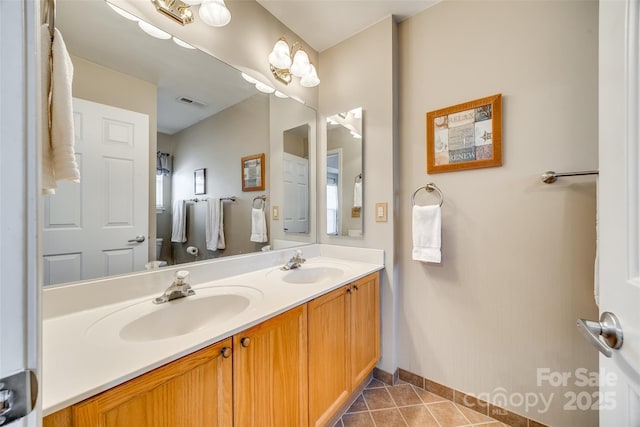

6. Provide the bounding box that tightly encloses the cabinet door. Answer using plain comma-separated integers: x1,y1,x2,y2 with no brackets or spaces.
349,273,380,389
234,305,308,427
308,286,350,427
71,339,233,427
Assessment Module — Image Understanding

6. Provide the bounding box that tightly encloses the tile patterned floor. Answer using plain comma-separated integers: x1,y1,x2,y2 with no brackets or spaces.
334,378,509,427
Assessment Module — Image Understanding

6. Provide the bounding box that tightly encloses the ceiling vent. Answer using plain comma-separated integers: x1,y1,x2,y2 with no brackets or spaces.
176,96,208,108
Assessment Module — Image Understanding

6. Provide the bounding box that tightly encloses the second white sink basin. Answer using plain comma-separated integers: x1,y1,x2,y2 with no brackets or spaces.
281,267,344,284
84,286,263,344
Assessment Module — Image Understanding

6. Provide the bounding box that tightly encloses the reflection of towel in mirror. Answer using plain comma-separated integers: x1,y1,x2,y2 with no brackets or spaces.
250,208,268,243
42,25,81,194
353,182,362,208
206,198,226,250
412,205,441,263
171,200,187,243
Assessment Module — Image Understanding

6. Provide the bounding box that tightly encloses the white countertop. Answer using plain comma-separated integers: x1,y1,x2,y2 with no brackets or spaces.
43,250,383,415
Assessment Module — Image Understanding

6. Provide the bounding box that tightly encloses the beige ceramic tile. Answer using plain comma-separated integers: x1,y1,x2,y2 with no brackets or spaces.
455,403,493,424
370,408,407,427
387,384,423,406
347,395,368,413
341,412,375,427
362,387,396,410
365,378,386,389
399,405,441,427
412,385,448,404
425,401,470,427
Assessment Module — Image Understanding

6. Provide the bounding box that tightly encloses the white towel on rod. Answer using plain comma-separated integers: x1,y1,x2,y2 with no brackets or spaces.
206,198,226,251
353,182,362,208
412,205,441,263
42,25,81,194
171,200,187,243
250,208,268,243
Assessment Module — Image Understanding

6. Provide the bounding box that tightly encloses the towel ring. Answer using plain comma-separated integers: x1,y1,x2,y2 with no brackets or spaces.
411,183,444,207
252,195,267,209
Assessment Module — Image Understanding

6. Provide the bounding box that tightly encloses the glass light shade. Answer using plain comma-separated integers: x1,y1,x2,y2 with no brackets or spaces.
300,64,320,87
138,21,171,40
182,0,203,4
199,0,231,27
173,37,196,49
268,40,292,69
274,91,289,99
107,3,139,21
290,49,311,78
255,81,275,94
241,73,258,84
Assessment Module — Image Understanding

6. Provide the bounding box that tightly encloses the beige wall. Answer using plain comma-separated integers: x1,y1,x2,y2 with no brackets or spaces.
70,55,158,258
113,0,318,108
319,17,398,372
171,94,270,262
397,1,598,426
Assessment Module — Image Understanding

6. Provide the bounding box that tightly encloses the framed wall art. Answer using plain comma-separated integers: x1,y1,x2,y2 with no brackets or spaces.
194,168,206,194
426,94,502,173
241,153,265,191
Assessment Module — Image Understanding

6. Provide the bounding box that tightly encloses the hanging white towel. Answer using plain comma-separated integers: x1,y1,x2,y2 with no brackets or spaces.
353,182,362,208
42,25,81,194
171,200,187,243
206,198,226,251
412,205,441,263
250,208,268,243
41,25,55,194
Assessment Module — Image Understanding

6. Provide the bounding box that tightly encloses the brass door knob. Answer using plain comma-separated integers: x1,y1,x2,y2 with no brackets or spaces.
241,337,251,348
221,347,232,358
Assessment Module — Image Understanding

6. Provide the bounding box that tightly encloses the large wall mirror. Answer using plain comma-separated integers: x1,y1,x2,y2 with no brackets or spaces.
42,0,316,286
326,108,363,237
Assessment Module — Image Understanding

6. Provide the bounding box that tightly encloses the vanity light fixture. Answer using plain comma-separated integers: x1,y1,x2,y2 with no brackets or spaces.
152,0,231,27
268,36,320,88
150,0,194,25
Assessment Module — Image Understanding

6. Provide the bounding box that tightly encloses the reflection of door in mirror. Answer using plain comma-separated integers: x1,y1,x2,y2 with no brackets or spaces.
326,108,363,237
283,125,309,233
42,98,149,286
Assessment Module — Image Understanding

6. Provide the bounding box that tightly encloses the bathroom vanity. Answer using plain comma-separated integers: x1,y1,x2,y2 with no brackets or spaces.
42,246,382,427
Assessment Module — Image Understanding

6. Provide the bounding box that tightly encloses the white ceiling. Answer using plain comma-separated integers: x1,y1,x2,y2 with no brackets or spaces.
256,0,440,52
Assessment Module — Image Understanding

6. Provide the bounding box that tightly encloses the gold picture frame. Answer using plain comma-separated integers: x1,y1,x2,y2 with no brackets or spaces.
241,153,265,191
426,94,502,173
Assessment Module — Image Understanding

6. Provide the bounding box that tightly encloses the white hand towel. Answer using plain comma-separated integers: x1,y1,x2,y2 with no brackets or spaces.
250,208,268,243
206,198,226,251
41,25,55,194
412,205,442,263
353,182,362,208
171,200,187,243
42,26,80,195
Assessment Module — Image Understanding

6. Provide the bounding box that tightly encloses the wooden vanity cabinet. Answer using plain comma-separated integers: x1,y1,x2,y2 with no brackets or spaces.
308,272,380,427
43,339,233,427
233,305,308,427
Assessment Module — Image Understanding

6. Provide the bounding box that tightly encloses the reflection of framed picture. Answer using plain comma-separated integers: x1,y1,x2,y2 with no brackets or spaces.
194,168,206,195
242,153,265,192
426,94,502,173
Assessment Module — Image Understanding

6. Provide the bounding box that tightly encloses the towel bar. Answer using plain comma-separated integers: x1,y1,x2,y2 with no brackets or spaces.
411,183,444,207
541,170,599,184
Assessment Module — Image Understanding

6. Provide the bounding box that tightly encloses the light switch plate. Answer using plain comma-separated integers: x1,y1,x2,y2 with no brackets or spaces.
272,206,279,220
375,202,387,222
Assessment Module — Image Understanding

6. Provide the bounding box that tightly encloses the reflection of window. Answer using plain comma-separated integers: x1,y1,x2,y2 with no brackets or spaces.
327,174,338,235
155,174,164,212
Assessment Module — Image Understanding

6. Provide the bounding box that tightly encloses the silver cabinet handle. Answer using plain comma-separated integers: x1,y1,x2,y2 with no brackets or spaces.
128,235,146,243
577,311,623,358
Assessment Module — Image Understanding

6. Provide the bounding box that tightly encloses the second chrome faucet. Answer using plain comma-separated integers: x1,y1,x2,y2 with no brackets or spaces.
153,270,195,304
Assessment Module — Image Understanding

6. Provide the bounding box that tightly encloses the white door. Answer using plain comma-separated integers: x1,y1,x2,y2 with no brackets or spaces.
0,0,39,425
42,98,149,286
283,152,309,233
587,0,640,425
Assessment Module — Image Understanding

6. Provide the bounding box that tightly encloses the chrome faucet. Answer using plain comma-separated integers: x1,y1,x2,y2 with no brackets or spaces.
281,250,306,271
153,270,195,304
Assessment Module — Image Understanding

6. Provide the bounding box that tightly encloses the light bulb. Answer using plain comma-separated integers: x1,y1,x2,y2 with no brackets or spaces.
255,81,275,94
290,49,311,78
173,37,196,49
268,40,292,69
107,2,139,21
300,64,320,87
241,73,258,84
199,0,231,27
138,21,171,40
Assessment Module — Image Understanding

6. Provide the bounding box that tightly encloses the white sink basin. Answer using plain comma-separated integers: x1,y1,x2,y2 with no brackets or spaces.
279,266,344,284
84,286,263,343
